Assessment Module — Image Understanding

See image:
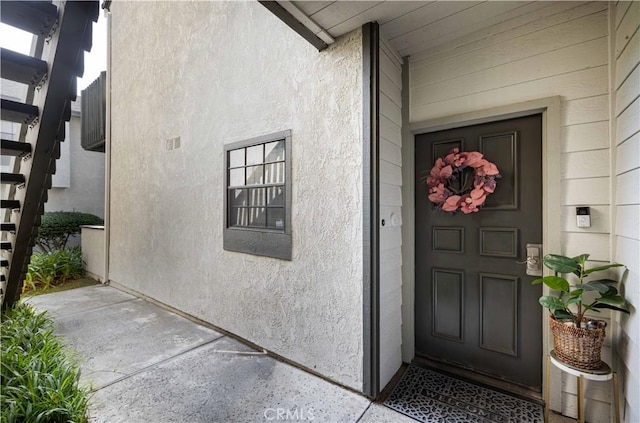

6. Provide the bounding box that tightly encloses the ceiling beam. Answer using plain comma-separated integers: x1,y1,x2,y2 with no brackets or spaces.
277,1,335,45
259,1,333,51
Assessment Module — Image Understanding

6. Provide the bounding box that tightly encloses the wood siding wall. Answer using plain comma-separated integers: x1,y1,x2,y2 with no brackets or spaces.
379,36,403,389
408,3,616,420
613,2,640,423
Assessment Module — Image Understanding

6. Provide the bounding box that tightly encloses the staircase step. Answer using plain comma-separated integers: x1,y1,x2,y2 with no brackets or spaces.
1,173,26,185
1,223,16,232
0,1,58,37
55,3,99,74
1,242,12,251
69,79,78,102
57,121,66,142
1,139,32,157
1,0,100,309
62,101,72,123
1,200,20,210
0,260,7,267
0,99,38,125
0,48,48,87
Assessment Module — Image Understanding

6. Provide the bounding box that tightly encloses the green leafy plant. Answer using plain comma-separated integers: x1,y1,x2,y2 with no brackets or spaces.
53,247,84,284
1,303,91,422
23,247,84,293
532,254,629,328
36,211,103,252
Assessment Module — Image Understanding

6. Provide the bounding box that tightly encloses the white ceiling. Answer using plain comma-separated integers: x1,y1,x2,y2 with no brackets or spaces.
286,1,570,57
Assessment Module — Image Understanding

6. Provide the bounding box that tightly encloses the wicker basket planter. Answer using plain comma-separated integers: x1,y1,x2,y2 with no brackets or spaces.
549,316,605,370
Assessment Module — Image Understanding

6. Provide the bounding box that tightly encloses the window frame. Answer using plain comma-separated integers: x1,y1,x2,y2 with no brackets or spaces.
223,130,292,260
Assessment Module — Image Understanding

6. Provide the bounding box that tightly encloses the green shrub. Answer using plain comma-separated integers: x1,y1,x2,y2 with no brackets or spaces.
24,247,84,293
36,212,103,252
1,303,91,423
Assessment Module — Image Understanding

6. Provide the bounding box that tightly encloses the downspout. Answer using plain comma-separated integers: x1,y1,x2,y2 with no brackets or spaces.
102,3,112,284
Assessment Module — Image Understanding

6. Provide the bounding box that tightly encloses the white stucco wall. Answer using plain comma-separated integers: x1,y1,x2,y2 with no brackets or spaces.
80,225,104,281
46,100,105,219
109,1,364,390
407,3,617,420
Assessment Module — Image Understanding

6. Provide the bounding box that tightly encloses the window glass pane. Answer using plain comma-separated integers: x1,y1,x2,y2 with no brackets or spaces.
229,149,245,168
264,162,284,184
267,207,285,229
266,186,284,206
247,188,265,206
229,168,245,186
230,189,247,207
230,207,248,227
246,165,264,185
248,207,266,227
264,140,285,162
230,189,265,207
246,145,263,166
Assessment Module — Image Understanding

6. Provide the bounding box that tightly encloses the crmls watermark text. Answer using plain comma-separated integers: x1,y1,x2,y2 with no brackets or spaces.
421,388,508,423
264,407,315,421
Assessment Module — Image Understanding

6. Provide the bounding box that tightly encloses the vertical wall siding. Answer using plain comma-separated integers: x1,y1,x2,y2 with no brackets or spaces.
613,2,640,423
379,36,403,389
409,3,614,420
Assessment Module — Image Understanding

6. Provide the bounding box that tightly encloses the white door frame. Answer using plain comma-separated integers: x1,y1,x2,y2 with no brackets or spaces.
400,96,562,398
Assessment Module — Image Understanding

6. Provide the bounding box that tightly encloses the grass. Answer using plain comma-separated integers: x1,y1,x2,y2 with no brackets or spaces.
23,277,99,298
23,247,84,294
1,303,91,423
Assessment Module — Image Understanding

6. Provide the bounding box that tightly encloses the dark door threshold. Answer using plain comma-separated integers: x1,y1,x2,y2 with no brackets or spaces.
413,356,543,404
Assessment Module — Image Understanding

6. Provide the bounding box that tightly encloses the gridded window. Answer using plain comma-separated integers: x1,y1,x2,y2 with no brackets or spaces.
223,130,292,260
228,140,286,230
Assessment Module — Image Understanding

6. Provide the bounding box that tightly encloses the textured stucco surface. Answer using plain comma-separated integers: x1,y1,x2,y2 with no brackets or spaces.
80,226,104,280
109,1,364,390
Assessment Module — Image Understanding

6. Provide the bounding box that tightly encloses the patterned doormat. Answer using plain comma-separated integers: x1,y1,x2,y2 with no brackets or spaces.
384,365,544,423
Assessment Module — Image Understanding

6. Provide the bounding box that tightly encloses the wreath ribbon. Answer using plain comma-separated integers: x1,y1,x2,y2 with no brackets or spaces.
425,148,500,214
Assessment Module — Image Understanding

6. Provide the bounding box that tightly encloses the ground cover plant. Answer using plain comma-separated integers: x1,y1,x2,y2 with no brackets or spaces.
1,303,90,422
23,247,84,293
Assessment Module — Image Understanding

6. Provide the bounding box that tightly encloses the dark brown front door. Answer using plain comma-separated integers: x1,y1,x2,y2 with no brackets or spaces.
415,114,543,390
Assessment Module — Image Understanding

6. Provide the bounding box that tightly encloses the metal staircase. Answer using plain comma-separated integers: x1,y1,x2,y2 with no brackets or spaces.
1,0,99,308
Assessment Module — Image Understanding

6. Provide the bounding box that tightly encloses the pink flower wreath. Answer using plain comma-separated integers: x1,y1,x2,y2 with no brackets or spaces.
425,148,500,214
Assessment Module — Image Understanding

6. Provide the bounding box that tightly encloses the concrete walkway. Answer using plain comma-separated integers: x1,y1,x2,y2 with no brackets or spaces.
26,285,415,423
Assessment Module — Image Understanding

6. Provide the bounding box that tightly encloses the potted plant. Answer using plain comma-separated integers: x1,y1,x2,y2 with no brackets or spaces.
532,253,629,370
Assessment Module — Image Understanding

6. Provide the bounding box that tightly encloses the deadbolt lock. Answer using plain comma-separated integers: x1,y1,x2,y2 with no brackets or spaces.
517,243,543,276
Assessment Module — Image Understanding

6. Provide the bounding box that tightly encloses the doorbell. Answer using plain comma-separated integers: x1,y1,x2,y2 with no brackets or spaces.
576,207,591,228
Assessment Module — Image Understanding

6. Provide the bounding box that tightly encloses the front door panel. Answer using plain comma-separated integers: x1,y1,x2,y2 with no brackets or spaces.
415,114,543,390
